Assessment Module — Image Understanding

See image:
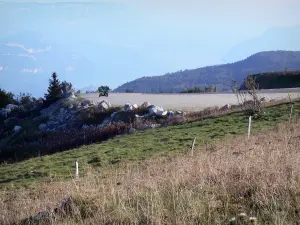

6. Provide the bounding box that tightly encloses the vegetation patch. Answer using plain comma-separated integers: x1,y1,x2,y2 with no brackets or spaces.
0,102,299,188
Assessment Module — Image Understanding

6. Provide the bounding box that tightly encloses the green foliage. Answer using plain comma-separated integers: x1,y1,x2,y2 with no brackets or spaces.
44,72,62,104
0,88,16,108
125,89,134,93
249,70,300,89
0,102,299,187
181,86,217,93
78,105,122,125
60,81,73,95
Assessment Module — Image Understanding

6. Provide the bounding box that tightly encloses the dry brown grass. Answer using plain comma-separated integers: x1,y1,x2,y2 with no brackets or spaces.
1,121,300,225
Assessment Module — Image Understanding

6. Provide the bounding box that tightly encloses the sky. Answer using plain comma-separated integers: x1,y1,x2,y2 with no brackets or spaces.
0,0,300,97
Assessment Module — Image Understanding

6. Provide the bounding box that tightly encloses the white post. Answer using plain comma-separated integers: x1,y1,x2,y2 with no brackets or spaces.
191,137,196,156
248,116,252,139
75,160,79,179
289,104,294,123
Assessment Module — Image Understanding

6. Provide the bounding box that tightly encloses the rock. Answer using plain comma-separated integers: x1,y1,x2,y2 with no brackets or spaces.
148,105,165,116
141,102,151,108
132,104,138,110
98,100,111,112
65,91,76,99
81,99,91,107
156,110,168,117
128,127,136,134
110,111,135,123
82,124,89,129
167,111,175,117
39,123,48,132
138,123,161,131
124,103,133,112
220,104,231,111
6,104,19,111
0,108,8,117
0,104,20,117
260,97,266,102
13,125,22,132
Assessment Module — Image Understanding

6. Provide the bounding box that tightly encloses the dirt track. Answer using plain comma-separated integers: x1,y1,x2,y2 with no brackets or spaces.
82,89,300,111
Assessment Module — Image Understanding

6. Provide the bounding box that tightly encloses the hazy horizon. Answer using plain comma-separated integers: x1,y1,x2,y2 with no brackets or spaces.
1,0,300,97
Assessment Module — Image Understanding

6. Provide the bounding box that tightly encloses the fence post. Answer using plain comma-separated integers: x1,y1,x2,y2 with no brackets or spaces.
75,159,79,179
248,116,252,139
191,137,196,156
289,104,294,123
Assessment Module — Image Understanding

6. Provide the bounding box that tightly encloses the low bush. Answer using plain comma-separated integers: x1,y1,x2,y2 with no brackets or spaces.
0,122,131,163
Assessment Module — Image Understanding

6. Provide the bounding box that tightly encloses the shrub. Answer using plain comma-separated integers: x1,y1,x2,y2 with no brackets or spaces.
0,88,16,108
61,81,73,96
231,75,264,116
0,122,131,163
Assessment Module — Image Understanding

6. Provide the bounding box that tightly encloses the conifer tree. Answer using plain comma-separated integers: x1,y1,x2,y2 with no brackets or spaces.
44,72,62,104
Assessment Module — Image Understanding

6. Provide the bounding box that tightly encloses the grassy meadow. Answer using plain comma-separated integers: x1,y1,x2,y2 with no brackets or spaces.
0,101,300,225
0,102,299,189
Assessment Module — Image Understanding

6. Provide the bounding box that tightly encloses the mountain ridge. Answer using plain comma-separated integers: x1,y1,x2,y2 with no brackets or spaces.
113,50,300,93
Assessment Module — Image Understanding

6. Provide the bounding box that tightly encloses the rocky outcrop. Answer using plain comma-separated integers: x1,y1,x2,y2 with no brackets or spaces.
220,104,231,111
13,125,22,133
0,104,22,118
98,100,112,112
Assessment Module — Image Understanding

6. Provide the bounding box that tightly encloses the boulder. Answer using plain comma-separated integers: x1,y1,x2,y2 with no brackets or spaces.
98,100,111,112
6,104,19,111
260,97,266,102
141,102,151,108
110,111,135,123
0,104,20,118
82,124,89,129
13,125,22,132
138,123,161,131
148,105,166,116
124,103,133,112
128,127,136,134
65,91,76,99
167,111,175,117
39,123,48,132
132,104,138,110
156,110,168,117
81,99,91,107
220,104,231,111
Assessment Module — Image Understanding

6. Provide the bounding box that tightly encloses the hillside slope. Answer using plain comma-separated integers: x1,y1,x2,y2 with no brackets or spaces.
114,51,300,93
250,70,300,90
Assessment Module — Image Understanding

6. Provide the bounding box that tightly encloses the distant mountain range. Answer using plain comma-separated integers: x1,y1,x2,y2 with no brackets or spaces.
113,51,300,93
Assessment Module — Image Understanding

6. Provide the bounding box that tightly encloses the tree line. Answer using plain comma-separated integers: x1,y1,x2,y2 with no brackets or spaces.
0,72,73,108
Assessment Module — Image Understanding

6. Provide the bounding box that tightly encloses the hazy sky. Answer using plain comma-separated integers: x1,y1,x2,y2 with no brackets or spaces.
0,0,300,96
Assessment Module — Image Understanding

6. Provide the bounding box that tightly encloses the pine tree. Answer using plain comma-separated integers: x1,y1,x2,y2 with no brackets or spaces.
44,72,62,104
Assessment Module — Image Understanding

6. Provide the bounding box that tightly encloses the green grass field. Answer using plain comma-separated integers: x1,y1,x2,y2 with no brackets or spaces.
1,102,299,189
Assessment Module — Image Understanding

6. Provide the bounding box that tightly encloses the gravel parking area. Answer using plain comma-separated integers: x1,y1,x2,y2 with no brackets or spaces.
82,88,300,111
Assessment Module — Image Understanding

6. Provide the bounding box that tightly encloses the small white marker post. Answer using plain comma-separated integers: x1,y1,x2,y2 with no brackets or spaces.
75,159,79,180
289,104,294,123
191,137,196,156
248,116,252,139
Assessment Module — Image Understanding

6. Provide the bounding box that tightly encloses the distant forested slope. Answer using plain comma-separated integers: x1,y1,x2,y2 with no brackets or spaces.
114,51,300,93
246,71,300,90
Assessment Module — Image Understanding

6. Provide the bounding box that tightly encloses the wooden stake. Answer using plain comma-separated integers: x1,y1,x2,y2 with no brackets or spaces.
75,160,79,179
191,137,196,156
248,116,252,139
289,104,294,123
